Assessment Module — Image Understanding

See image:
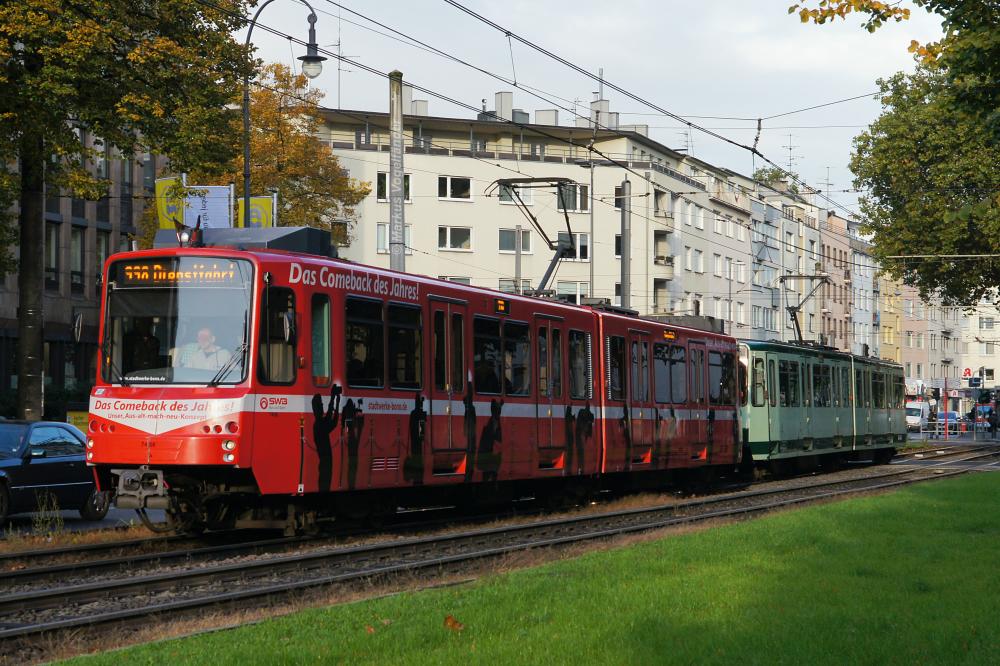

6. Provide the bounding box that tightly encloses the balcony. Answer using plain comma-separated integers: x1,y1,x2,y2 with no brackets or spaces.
653,255,675,280
710,184,750,213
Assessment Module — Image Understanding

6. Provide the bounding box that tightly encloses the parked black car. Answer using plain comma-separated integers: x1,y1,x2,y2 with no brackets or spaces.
0,421,110,524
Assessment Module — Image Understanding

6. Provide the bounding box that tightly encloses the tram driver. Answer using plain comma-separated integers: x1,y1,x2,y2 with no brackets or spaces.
174,327,231,370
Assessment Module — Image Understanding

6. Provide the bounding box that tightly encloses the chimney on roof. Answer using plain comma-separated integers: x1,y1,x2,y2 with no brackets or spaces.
512,108,529,124
495,91,513,121
411,99,428,116
535,109,558,125
402,84,413,113
620,124,648,137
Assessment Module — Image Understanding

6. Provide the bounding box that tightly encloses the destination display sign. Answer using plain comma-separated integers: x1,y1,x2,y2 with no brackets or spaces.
114,258,248,288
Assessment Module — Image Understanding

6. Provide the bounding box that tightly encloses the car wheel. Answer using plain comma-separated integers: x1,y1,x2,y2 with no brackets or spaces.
0,482,8,525
79,489,110,521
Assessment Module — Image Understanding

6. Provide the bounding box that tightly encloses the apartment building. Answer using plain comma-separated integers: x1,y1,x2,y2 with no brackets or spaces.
321,93,754,334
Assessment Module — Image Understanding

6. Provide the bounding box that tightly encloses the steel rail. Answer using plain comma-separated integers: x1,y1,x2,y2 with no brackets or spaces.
0,467,970,643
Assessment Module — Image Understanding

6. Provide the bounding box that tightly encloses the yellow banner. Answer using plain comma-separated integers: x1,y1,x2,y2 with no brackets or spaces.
238,196,274,228
66,410,89,432
155,177,185,230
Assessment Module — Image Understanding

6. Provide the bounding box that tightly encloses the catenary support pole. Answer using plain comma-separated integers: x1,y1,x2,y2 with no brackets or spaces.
620,179,631,310
388,70,406,271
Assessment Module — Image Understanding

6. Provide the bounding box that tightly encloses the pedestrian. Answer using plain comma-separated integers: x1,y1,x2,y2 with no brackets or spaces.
989,409,998,440
927,410,937,439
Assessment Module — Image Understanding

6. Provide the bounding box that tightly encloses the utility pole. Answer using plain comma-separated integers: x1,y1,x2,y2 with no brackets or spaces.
388,70,406,272
514,224,523,295
620,179,631,310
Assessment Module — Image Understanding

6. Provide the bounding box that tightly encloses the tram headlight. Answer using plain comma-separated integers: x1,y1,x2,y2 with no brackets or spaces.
87,439,94,449
179,230,191,243
223,453,235,463
222,440,236,451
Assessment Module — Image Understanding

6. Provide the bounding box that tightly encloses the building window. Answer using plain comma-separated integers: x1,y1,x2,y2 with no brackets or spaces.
615,234,621,259
376,172,411,202
556,231,589,261
498,228,531,253
557,183,588,212
696,207,705,230
714,214,722,234
713,254,722,277
556,281,589,305
499,278,531,294
499,183,532,205
439,276,471,285
376,223,413,254
120,158,133,229
685,246,692,271
96,230,110,276
438,226,472,251
438,175,472,201
980,316,995,330
70,226,85,294
694,249,704,273
45,223,59,291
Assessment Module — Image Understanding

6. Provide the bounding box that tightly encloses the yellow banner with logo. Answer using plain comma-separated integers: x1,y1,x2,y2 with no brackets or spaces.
155,177,185,229
238,196,274,228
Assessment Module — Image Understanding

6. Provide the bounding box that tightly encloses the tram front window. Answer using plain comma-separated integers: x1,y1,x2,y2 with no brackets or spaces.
101,257,253,384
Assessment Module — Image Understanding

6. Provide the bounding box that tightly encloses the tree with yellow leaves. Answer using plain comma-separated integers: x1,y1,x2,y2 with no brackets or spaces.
162,62,370,244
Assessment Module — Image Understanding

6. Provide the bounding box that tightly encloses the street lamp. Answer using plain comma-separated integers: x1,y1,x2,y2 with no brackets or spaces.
243,1,325,227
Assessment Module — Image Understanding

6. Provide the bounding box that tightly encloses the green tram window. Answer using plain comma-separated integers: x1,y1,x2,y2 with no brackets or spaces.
752,357,766,407
779,360,799,407
813,365,832,408
872,372,886,409
801,362,811,407
842,367,852,407
767,359,777,408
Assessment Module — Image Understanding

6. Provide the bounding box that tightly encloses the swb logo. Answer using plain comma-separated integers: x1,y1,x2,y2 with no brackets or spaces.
258,397,288,410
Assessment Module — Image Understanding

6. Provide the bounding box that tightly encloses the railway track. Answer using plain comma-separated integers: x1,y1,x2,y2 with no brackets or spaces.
1,458,987,658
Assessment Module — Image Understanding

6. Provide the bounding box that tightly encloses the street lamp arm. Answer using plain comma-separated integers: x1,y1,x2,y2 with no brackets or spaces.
243,0,323,229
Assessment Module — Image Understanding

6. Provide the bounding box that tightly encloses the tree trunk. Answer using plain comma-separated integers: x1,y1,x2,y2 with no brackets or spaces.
17,129,45,421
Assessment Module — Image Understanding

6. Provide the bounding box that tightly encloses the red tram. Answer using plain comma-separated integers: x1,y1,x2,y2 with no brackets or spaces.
88,234,740,532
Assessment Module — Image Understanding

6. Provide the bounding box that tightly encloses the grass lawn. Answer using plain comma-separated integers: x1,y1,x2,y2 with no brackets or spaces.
72,473,1000,665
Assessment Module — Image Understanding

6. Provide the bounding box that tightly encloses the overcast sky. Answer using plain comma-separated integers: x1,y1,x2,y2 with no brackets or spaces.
248,0,944,214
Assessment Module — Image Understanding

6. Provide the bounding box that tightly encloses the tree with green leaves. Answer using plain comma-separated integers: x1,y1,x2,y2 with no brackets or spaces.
790,1,1000,138
140,63,371,246
752,166,800,193
851,66,1000,305
1,0,252,419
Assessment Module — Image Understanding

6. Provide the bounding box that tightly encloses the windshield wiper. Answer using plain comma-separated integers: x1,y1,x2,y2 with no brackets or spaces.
208,341,247,387
101,335,130,387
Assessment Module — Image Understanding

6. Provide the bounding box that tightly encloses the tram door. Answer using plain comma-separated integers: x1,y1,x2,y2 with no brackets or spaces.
429,299,469,477
628,332,653,467
688,342,709,460
535,317,568,470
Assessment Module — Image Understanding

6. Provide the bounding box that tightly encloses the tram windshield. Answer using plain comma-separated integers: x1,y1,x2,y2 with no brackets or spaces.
101,257,254,385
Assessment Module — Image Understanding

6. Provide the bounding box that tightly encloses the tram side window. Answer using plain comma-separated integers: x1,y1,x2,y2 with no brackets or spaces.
473,317,502,394
607,335,626,400
832,366,840,407
452,313,465,392
767,358,776,407
632,341,650,402
893,375,905,408
311,294,331,386
779,360,800,407
433,311,446,391
801,363,811,407
259,287,296,384
872,372,886,409
568,330,592,400
345,298,384,388
538,326,549,397
752,357,766,407
692,347,706,406
551,329,562,398
503,322,531,396
813,365,832,407
387,304,421,390
842,367,852,407
709,351,735,405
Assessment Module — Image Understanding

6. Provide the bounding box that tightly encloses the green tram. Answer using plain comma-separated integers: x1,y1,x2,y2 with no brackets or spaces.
739,340,905,473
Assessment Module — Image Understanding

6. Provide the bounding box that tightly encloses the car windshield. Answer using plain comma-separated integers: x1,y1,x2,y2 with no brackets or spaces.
102,257,253,385
905,407,922,417
0,423,26,458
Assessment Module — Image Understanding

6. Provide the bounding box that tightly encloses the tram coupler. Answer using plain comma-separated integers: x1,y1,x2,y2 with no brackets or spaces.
113,467,169,510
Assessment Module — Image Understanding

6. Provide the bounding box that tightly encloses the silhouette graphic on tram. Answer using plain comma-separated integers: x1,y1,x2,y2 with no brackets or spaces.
404,395,427,485
341,398,365,490
477,399,504,483
311,384,341,493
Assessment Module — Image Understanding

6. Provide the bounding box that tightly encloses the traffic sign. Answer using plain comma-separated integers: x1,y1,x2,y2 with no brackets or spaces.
969,377,982,387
